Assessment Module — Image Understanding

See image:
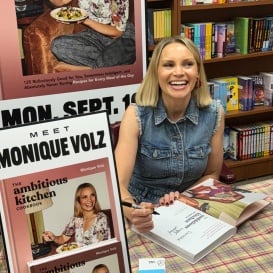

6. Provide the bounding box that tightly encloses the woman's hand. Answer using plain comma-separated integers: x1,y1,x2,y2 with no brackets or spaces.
42,231,55,242
129,202,157,233
159,191,180,206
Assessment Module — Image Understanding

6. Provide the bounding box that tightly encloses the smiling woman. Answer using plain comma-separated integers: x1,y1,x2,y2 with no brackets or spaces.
42,183,111,246
114,36,225,233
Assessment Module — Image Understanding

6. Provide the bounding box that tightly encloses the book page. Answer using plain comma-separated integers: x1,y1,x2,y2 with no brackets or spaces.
181,178,269,226
138,200,236,263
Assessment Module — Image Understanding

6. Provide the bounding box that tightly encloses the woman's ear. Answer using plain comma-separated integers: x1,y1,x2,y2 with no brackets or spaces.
195,77,202,88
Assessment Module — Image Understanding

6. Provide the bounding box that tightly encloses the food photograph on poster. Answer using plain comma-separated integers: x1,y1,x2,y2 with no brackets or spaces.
0,0,144,99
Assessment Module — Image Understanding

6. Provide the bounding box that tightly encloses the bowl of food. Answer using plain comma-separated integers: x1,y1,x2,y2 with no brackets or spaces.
50,6,88,23
56,242,80,253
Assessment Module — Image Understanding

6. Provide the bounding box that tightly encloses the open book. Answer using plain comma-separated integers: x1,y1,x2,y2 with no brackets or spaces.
133,178,269,264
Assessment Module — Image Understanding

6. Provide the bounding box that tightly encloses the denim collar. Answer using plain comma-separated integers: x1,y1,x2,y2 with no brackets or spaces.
154,98,199,125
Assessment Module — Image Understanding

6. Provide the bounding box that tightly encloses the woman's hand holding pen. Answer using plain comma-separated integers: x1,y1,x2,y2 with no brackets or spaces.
124,202,157,233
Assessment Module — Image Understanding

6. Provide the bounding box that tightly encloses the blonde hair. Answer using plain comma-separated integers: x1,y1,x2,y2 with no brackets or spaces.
74,183,101,217
136,36,212,107
92,264,109,273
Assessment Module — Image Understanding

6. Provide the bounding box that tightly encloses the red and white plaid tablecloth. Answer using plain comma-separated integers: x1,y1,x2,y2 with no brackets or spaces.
127,180,273,273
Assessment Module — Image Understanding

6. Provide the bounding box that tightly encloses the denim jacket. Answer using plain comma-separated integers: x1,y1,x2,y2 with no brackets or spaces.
128,98,222,203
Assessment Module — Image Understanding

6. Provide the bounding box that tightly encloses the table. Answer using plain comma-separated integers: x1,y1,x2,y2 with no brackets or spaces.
127,179,273,273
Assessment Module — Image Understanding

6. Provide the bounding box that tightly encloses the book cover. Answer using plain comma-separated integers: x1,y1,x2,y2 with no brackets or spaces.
260,72,273,106
234,17,249,54
0,0,144,100
250,74,264,106
260,72,273,90
216,23,227,58
211,77,238,111
262,17,273,51
223,21,236,56
181,178,269,227
0,111,131,273
237,76,254,111
207,81,227,112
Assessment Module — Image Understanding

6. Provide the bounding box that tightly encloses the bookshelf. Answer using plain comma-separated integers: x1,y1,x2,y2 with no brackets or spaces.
146,0,273,181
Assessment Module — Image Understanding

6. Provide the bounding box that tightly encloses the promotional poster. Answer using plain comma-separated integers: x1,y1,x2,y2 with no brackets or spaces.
0,112,131,273
0,0,146,126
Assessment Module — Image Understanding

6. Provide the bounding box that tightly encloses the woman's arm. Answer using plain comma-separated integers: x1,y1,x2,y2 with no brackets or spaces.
115,106,154,232
42,231,71,245
198,105,225,182
81,19,123,38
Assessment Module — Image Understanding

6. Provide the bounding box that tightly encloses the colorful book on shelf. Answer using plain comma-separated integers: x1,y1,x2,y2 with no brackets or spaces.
210,76,239,111
237,76,254,111
186,23,201,54
211,22,218,58
207,81,227,112
250,74,265,106
0,112,131,273
268,17,273,51
262,17,273,51
132,178,269,264
216,23,227,58
223,21,236,56
234,17,250,54
260,72,273,106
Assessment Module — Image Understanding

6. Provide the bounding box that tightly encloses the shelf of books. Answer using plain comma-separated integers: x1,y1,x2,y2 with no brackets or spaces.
146,0,273,181
172,0,273,181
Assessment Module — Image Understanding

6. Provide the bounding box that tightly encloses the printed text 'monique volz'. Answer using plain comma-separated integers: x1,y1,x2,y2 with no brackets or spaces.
0,130,106,169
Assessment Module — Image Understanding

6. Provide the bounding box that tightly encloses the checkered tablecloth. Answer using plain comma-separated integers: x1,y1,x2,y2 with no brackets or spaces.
127,180,273,273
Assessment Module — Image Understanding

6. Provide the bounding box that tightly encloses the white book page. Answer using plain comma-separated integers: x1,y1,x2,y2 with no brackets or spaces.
150,200,235,255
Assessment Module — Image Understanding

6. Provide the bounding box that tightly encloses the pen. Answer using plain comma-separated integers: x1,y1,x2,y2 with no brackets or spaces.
121,200,160,215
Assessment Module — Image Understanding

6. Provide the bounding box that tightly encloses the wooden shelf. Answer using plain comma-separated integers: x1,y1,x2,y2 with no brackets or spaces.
147,0,273,180
225,106,273,125
178,0,273,11
225,156,273,181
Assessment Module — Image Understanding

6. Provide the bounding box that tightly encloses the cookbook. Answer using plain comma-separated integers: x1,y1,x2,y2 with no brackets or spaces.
133,178,269,264
0,111,131,273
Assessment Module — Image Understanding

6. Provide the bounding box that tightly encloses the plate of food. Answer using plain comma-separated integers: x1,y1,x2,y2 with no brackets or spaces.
56,242,81,253
50,6,88,23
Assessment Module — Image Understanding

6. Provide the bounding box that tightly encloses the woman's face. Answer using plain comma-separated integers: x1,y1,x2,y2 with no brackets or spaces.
79,187,96,212
157,42,199,102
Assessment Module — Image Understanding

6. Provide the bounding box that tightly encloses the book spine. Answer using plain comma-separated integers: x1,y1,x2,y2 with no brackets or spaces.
263,122,270,157
238,77,249,111
248,17,254,53
269,121,273,155
216,23,227,58
211,22,217,58
205,22,212,60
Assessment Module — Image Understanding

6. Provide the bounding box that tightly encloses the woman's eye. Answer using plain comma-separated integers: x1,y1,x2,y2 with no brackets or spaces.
184,62,194,68
163,62,173,67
